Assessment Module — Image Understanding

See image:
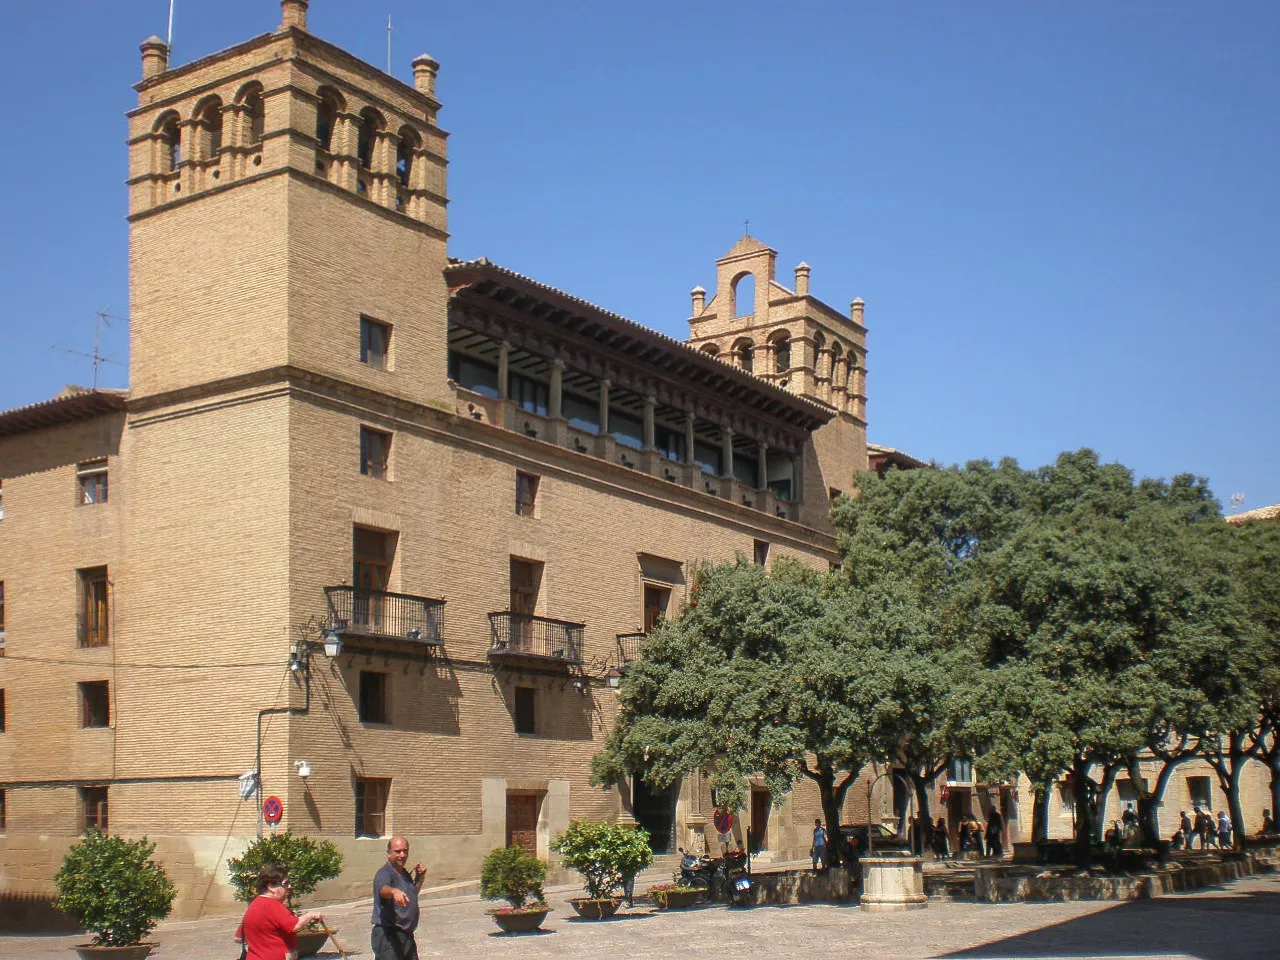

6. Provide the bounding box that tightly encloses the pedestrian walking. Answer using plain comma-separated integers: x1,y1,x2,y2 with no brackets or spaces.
372,836,426,960
811,818,828,870
1179,811,1193,849
933,817,950,859
1194,808,1211,850
235,865,326,960
1217,811,1232,849
985,810,1004,858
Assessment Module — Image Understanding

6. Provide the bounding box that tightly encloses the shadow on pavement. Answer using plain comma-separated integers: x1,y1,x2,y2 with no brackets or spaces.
937,887,1280,960
564,913,657,923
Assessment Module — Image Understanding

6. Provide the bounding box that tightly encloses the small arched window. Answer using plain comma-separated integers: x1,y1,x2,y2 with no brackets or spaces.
772,333,791,373
194,98,223,157
357,108,384,170
735,340,754,374
830,342,845,387
235,84,265,146
396,126,420,187
812,332,826,376
315,87,343,152
732,273,755,318
700,342,720,358
155,112,181,173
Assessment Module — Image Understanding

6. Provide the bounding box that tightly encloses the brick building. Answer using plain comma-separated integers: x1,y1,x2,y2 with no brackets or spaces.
0,1,875,915
0,1,1267,919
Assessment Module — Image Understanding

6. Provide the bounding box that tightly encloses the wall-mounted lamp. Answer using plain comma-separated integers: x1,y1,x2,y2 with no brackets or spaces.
294,760,312,780
572,677,589,695
605,669,623,689
288,643,306,673
322,630,343,658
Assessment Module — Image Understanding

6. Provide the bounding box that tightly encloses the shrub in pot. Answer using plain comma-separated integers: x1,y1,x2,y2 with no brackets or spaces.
480,845,549,933
550,820,653,917
54,830,177,960
227,830,343,957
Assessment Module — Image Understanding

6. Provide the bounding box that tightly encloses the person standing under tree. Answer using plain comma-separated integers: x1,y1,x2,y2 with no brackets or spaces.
372,837,426,960
811,819,828,870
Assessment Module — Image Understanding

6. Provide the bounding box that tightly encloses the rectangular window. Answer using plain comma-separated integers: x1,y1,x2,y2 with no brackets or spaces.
447,351,500,398
563,392,599,434
513,686,536,734
77,459,109,505
643,584,671,633
360,317,391,370
81,786,108,832
359,671,389,724
355,777,390,837
79,568,110,648
0,688,5,732
360,427,391,480
733,453,759,488
515,472,539,517
510,559,542,616
509,373,549,417
610,408,644,451
1188,776,1212,810
80,681,110,728
655,425,686,463
753,539,770,567
693,440,722,477
948,758,974,784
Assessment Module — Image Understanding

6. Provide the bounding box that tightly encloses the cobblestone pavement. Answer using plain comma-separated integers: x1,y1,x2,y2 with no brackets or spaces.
4,869,1277,960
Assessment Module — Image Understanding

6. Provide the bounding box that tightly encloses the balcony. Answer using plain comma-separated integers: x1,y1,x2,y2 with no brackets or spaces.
488,612,584,665
325,586,445,648
616,632,646,666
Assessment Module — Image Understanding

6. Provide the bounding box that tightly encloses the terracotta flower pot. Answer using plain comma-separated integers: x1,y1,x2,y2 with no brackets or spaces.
492,907,549,933
568,897,620,919
74,945,155,960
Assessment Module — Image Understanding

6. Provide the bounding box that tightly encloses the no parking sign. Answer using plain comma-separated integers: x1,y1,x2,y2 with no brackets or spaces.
713,808,734,834
263,796,283,825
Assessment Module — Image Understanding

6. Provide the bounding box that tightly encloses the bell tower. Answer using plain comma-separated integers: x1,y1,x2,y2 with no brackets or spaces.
126,0,451,405
685,237,869,497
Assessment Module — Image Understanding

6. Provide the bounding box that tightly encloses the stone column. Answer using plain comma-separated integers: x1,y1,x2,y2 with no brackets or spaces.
598,379,611,435
643,395,656,451
497,341,510,400
549,359,564,419
721,426,734,479
757,442,768,491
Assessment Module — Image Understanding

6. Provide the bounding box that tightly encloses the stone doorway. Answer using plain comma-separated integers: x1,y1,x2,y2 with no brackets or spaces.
632,775,679,853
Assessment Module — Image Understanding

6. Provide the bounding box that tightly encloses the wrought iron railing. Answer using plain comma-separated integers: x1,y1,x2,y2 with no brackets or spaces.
325,586,445,645
616,632,646,665
488,612,584,664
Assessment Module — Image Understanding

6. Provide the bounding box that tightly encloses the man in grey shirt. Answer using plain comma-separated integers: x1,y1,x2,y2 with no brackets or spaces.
371,836,426,960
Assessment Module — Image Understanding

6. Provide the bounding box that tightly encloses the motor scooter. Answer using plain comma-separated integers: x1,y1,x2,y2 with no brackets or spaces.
674,847,717,889
722,848,752,907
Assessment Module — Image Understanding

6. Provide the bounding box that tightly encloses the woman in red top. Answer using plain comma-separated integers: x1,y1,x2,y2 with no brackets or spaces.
235,865,326,960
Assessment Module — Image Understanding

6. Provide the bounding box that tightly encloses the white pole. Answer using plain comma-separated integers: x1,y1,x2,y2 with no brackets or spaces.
386,14,392,73
166,0,175,49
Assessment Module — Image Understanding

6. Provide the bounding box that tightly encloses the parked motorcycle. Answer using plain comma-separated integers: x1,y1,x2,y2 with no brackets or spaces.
674,847,717,889
723,849,752,907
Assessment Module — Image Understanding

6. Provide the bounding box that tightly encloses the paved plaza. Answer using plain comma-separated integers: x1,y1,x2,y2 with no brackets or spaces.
4,869,1278,960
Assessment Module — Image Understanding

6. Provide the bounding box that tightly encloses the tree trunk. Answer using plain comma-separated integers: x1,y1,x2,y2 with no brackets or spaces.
1072,758,1093,866
1271,753,1280,831
1229,760,1247,849
1031,784,1048,843
1094,764,1119,843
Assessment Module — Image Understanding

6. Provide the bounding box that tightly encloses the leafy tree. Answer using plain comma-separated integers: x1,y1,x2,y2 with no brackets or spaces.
957,453,1251,860
592,557,940,863
550,820,653,900
54,831,177,947
226,830,343,910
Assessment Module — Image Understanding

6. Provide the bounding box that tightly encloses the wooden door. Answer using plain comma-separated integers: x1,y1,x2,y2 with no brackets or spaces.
509,560,541,649
354,528,393,628
506,794,539,852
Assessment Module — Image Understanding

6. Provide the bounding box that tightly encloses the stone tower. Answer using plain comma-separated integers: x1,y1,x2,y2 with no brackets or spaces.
686,237,869,497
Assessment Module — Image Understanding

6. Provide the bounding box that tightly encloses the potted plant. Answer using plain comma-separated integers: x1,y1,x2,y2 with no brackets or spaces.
54,830,177,960
647,882,703,910
480,845,549,933
227,830,343,958
550,820,653,918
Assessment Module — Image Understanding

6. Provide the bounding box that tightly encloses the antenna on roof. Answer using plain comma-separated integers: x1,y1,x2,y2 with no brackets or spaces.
167,0,175,51
1230,493,1246,512
387,14,393,73
52,309,125,390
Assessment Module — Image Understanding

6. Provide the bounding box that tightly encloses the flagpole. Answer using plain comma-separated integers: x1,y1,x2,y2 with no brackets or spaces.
167,0,175,49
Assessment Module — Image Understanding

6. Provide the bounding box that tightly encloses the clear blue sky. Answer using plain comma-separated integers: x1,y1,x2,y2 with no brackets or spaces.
2,1,1277,509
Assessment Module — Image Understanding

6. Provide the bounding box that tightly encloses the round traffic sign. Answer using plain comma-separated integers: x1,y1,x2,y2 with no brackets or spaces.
713,808,734,834
263,796,283,824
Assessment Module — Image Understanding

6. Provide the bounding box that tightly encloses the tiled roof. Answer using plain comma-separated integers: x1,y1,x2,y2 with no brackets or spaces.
1226,503,1280,525
867,443,929,470
445,258,835,431
0,388,128,437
